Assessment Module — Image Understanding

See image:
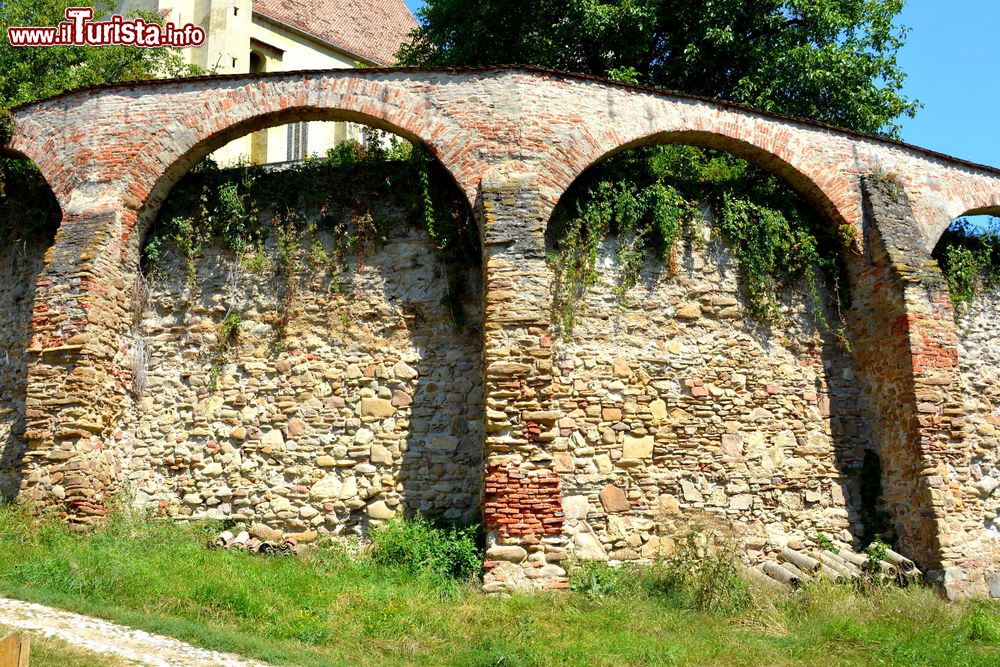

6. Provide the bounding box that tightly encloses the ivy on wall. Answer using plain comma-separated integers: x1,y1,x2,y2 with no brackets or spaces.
546,145,851,335
142,134,480,358
933,217,1000,307
0,157,60,239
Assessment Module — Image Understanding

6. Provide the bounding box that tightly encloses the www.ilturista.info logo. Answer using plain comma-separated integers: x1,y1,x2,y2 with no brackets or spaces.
8,7,206,48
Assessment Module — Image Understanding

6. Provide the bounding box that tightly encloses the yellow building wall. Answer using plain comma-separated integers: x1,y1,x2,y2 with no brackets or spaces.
118,0,368,166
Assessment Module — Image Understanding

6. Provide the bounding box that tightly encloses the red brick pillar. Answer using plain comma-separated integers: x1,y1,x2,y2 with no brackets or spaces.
18,200,137,524
477,168,567,592
853,177,984,597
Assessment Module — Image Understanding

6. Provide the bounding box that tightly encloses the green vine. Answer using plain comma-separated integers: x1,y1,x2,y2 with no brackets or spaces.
547,145,849,336
209,312,242,392
141,136,479,342
0,158,60,239
933,217,1000,307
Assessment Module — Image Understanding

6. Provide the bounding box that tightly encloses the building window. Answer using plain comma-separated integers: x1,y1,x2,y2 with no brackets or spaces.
287,122,308,161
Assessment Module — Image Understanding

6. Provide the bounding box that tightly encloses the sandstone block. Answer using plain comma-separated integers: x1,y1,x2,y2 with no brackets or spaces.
622,435,654,459
612,357,631,378
310,476,342,501
573,531,608,561
361,398,396,418
600,485,630,513
563,495,591,520
486,545,528,563
368,501,395,520
393,361,419,380
370,444,393,466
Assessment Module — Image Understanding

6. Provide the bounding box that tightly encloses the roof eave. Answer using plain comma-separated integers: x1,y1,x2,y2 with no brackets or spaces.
252,10,384,66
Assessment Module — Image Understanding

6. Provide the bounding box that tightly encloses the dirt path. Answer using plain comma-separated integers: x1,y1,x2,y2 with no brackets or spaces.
0,597,270,667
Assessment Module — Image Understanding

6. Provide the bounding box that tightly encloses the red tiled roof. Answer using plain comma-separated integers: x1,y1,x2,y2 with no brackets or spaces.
253,0,417,66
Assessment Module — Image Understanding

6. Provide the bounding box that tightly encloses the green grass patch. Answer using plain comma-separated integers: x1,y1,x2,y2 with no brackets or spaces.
0,505,998,666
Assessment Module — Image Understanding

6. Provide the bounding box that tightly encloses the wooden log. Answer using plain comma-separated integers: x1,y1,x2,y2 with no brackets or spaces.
780,548,820,573
884,549,916,573
762,561,801,587
0,632,30,667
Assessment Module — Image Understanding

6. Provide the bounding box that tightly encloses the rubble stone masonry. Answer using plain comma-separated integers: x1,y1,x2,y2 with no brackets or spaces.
6,66,1000,596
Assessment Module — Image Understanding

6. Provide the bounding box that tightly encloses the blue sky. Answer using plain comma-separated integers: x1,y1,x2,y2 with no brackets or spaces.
403,0,998,169
896,1,999,167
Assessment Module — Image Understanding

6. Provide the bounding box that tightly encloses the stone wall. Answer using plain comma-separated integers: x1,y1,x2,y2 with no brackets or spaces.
119,219,484,538
0,233,49,502
956,290,1000,574
550,223,871,564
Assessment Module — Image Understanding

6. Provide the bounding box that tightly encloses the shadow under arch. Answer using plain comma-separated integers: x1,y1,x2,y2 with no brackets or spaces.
926,211,1000,567
0,156,62,503
127,105,476,262
544,135,876,556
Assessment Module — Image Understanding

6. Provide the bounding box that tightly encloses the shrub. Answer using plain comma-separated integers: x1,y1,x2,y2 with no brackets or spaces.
933,216,1000,306
642,530,750,614
568,528,750,614
370,515,481,581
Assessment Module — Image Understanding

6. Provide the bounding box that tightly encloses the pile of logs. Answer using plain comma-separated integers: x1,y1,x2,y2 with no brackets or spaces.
210,530,302,556
747,542,920,590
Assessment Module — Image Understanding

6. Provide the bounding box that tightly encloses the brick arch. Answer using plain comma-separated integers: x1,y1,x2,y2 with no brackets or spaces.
914,182,1000,248
932,203,1000,245
544,128,852,235
125,99,476,260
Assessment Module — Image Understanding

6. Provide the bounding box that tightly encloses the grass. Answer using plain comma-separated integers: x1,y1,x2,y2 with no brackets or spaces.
0,624,130,667
0,505,999,666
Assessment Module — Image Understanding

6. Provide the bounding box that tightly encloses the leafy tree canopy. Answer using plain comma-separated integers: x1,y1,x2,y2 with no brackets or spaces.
398,0,917,138
0,0,200,109
0,1,200,230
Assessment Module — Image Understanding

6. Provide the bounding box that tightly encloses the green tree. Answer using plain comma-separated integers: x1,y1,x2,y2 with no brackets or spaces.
399,0,917,330
0,0,200,109
398,0,917,137
0,0,200,229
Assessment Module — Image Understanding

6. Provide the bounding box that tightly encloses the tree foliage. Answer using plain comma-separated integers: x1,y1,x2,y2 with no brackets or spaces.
0,0,200,109
933,217,1000,306
0,1,200,232
398,0,917,137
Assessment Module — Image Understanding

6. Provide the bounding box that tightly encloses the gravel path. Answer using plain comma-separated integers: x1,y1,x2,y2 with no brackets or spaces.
0,597,271,666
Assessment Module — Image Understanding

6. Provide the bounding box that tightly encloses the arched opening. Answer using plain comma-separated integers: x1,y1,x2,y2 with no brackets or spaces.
932,212,1000,561
248,52,268,165
129,106,458,258
545,141,873,564
121,119,484,538
0,158,61,503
